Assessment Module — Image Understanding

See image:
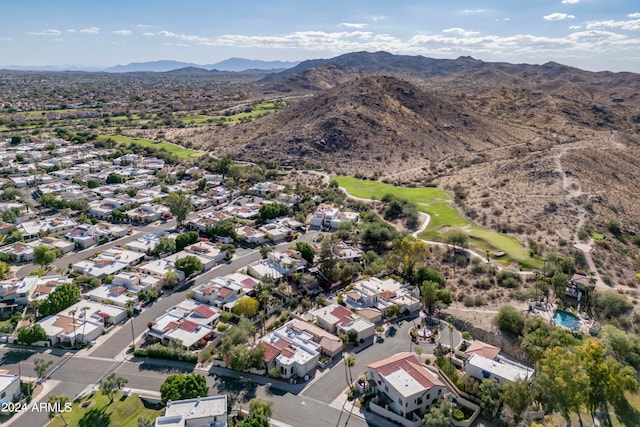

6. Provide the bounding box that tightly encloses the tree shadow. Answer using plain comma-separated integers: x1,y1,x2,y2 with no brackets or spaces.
136,360,193,375
78,405,111,427
0,348,35,365
211,375,258,402
613,396,640,427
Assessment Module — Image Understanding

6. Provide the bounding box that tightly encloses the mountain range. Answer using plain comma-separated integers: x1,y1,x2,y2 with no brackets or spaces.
0,58,300,73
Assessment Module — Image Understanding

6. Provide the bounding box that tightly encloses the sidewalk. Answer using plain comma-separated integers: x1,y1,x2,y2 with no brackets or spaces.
3,379,60,427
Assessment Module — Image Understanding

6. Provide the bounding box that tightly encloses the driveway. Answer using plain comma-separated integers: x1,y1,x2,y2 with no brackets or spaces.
302,315,460,404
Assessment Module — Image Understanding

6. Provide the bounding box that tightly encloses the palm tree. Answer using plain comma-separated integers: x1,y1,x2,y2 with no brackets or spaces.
80,306,89,345
344,353,355,391
69,309,77,348
446,315,455,359
125,300,136,350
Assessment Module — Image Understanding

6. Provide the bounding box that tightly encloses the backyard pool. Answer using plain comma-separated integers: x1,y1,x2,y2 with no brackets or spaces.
553,310,581,330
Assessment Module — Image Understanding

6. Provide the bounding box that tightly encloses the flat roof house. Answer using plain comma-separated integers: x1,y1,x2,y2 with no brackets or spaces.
465,353,535,385
154,395,227,427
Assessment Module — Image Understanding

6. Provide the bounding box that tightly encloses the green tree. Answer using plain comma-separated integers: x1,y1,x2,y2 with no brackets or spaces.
33,245,57,268
160,373,208,405
232,296,259,318
10,135,22,146
214,154,233,180
137,417,153,427
248,397,272,421
39,283,81,316
479,378,501,419
17,324,47,345
106,173,124,184
501,379,532,426
163,271,180,289
421,281,439,315
580,339,638,426
599,324,640,368
534,345,588,426
33,357,54,382
496,305,525,336
361,222,393,247
154,236,176,255
99,373,129,404
87,179,100,189
258,202,290,221
296,241,315,264
551,271,568,301
1,209,16,224
423,398,451,427
47,394,71,426
0,261,10,280
165,192,193,227
444,229,468,252
591,290,633,321
392,235,430,276
206,218,237,240
175,255,203,278
175,231,199,251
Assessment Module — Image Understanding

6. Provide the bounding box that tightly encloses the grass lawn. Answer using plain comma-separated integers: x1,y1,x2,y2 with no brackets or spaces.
180,114,216,124
107,135,206,159
335,176,539,269
47,391,163,427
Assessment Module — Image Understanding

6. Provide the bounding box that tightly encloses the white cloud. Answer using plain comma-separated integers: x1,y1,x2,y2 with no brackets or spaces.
163,42,191,47
562,0,579,4
569,25,582,30
27,29,61,36
142,32,155,37
79,27,100,34
137,24,152,28
443,28,479,37
339,22,368,29
113,29,132,36
462,9,487,14
544,13,575,21
586,18,640,31
0,37,12,41
628,13,640,18
372,16,384,21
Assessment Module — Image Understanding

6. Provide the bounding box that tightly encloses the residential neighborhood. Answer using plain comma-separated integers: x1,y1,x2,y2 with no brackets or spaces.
0,132,634,427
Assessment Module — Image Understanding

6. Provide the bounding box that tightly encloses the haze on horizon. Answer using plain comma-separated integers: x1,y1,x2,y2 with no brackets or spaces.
2,0,640,73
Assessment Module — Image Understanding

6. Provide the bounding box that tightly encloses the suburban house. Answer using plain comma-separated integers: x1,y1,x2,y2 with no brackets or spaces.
138,259,186,282
346,277,421,315
126,203,169,223
465,353,535,385
286,320,344,358
18,216,77,241
333,241,363,262
89,198,124,219
257,222,291,242
166,299,221,327
0,374,21,405
223,203,261,220
246,259,286,282
73,248,145,279
234,225,267,244
192,276,250,311
464,340,501,361
248,181,284,197
37,236,76,254
86,284,137,308
367,353,448,427
64,300,128,325
0,242,34,263
329,211,360,229
310,207,339,228
567,273,596,305
309,303,375,342
111,271,161,292
29,275,73,302
65,224,98,248
260,324,321,380
148,313,214,350
126,233,162,253
154,395,227,427
186,211,231,233
92,222,129,240
36,314,103,347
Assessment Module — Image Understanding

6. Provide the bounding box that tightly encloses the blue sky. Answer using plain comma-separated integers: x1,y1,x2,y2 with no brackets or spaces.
2,0,640,72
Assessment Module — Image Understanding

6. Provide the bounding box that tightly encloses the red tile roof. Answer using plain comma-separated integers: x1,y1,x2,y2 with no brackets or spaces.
193,304,216,319
218,287,233,299
368,352,445,389
464,340,500,360
379,290,397,300
262,342,280,363
179,320,199,333
331,305,353,326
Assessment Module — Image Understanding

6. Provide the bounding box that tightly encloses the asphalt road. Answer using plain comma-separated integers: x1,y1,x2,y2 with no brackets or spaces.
302,315,460,404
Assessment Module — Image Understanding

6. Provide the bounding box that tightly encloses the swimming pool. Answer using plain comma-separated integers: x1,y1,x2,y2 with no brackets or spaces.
553,310,581,330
